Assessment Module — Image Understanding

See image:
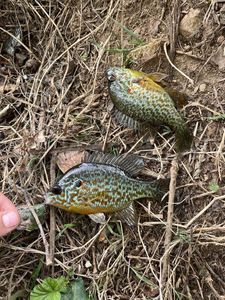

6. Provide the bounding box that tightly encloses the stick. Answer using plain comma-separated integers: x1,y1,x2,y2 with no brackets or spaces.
24,192,51,265
160,156,179,298
164,42,194,85
49,156,56,269
184,195,225,229
169,0,180,65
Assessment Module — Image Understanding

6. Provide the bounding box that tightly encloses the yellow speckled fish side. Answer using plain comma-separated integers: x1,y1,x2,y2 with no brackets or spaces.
106,67,192,152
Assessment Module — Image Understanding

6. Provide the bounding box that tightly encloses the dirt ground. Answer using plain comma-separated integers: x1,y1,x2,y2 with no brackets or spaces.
0,0,225,299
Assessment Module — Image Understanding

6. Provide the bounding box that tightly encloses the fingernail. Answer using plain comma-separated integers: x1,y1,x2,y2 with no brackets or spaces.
2,212,19,228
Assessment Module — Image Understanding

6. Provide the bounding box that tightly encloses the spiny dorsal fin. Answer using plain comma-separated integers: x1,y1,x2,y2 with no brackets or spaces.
114,203,137,226
84,152,144,176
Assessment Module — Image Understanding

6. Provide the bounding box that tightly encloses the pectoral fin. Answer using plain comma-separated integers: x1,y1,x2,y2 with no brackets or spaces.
112,107,141,131
147,72,168,82
89,213,106,224
115,203,137,226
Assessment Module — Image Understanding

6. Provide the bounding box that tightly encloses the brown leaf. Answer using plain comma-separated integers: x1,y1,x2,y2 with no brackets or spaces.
56,150,88,173
126,36,167,66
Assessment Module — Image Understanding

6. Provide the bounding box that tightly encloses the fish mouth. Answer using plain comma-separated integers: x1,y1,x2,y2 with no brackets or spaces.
106,68,116,82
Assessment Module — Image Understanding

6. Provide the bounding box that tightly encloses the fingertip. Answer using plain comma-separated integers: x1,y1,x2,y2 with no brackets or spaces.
2,211,20,228
0,193,20,236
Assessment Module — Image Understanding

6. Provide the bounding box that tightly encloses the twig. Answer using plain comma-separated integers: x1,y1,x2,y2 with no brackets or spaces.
49,156,56,269
215,129,225,181
169,0,180,67
184,195,225,229
160,156,178,299
23,191,51,265
102,117,111,152
163,42,194,84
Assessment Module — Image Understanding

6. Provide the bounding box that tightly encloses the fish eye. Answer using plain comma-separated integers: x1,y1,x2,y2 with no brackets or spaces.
106,69,116,82
75,179,83,188
50,185,62,195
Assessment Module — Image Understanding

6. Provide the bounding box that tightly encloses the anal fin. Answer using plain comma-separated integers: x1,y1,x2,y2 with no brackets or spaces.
114,203,137,226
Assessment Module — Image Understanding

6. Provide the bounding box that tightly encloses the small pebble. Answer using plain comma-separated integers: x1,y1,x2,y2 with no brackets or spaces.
85,261,92,268
217,35,225,45
179,8,202,39
199,83,206,92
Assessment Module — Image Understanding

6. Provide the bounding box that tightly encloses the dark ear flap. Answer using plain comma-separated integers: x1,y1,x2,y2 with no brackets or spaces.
50,185,62,195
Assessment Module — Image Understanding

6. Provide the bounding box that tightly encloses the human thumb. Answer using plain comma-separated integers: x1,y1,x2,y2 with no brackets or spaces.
0,193,20,237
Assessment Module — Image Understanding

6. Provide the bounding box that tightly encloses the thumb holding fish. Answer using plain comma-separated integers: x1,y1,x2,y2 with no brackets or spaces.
0,193,20,236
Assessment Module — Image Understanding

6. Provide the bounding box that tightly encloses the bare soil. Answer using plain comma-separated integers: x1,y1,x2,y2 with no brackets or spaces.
0,0,225,299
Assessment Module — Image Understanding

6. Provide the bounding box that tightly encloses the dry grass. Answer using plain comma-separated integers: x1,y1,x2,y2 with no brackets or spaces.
0,0,225,299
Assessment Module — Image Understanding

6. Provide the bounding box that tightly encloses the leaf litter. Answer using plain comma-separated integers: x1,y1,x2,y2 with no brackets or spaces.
0,0,225,299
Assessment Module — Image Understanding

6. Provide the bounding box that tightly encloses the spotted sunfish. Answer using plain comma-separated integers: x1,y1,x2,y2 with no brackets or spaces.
106,67,192,152
45,152,167,225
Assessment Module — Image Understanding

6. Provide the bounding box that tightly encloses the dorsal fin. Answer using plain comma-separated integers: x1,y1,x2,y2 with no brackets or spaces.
84,152,145,176
164,87,188,109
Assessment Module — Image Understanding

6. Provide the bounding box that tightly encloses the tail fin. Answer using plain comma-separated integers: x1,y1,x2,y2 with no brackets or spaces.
175,124,193,152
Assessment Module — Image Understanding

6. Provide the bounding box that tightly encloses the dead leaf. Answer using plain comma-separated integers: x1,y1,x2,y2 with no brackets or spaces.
56,150,88,173
29,130,46,150
147,72,168,82
14,130,46,153
83,94,101,105
126,36,167,66
25,58,40,72
98,228,107,242
36,130,46,144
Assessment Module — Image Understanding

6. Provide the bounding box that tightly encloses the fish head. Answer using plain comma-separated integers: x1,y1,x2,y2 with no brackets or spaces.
106,67,144,93
44,172,83,210
106,67,131,84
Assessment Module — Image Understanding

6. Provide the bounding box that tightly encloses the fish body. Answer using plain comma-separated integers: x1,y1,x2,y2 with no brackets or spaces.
107,67,192,151
45,153,166,225
46,163,161,214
